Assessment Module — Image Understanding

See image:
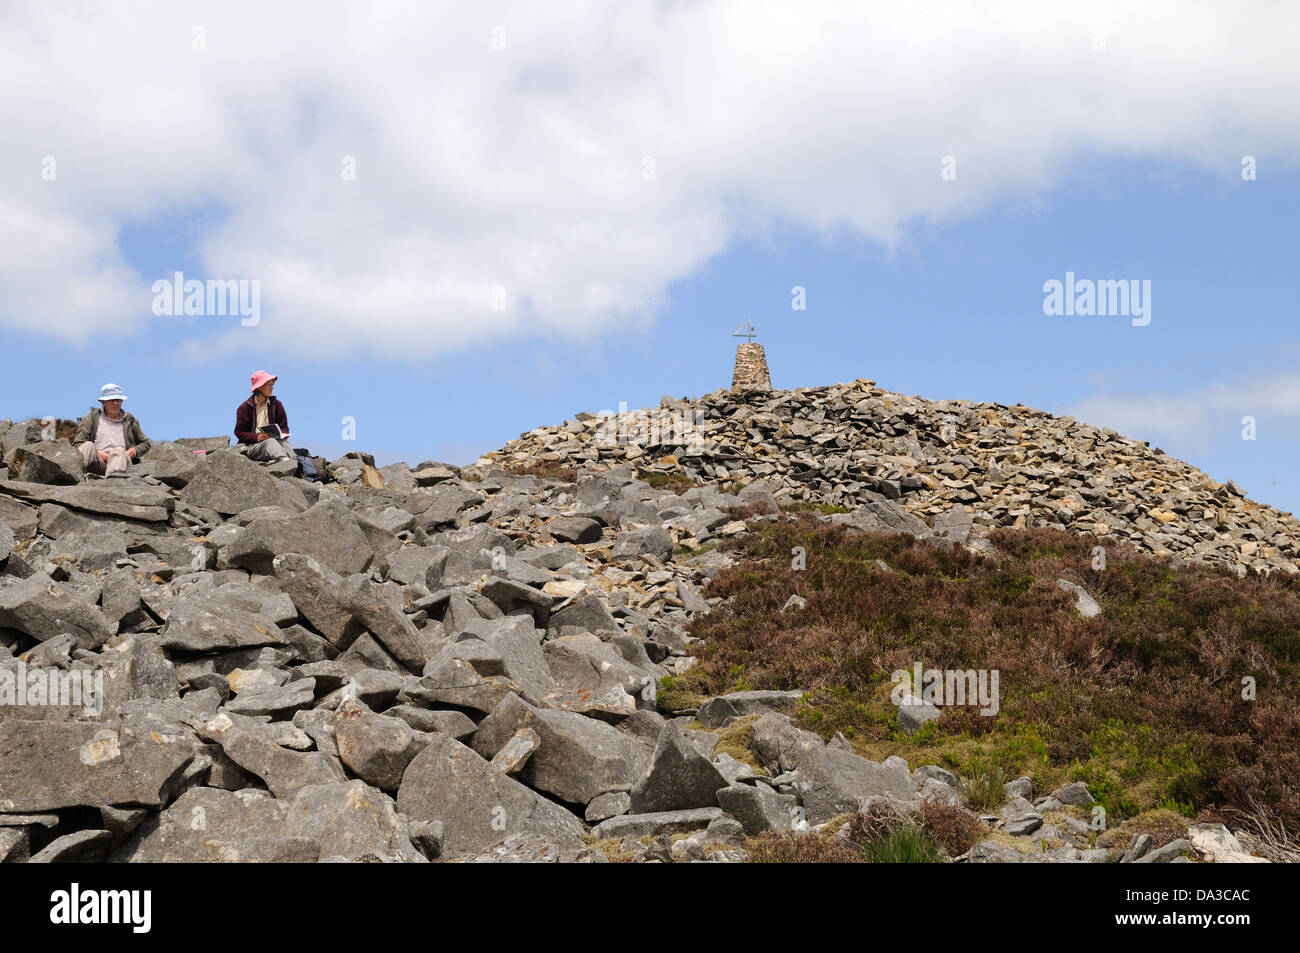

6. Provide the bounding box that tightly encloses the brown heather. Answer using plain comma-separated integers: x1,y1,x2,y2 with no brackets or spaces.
675,515,1300,836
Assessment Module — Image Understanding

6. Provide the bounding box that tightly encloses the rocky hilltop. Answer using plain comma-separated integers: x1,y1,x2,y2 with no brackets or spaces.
0,392,1275,864
483,378,1300,577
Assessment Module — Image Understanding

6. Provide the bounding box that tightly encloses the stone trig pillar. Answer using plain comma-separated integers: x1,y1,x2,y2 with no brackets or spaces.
732,342,772,392
730,320,772,393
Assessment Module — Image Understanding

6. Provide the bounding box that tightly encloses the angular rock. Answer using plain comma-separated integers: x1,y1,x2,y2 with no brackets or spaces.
272,553,364,650
0,574,114,650
201,712,343,799
547,516,603,545
896,693,943,735
181,451,285,516
612,526,674,561
396,734,586,860
0,719,195,813
750,714,917,823
28,829,114,863
629,721,729,813
715,781,797,835
1057,579,1102,619
472,693,639,805
228,496,373,576
585,791,631,824
593,807,723,840
458,615,553,703
158,599,286,653
489,727,541,775
333,700,427,792
335,574,432,673
5,440,82,485
696,690,804,728
284,780,424,862
546,594,620,636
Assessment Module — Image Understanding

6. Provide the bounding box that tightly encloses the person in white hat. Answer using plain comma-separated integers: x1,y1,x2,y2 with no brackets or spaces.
72,383,152,476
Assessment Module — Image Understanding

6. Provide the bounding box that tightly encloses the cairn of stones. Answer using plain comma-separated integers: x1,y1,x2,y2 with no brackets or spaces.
485,379,1300,577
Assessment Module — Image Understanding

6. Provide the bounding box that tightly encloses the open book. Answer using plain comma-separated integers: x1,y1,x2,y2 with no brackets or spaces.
259,424,291,440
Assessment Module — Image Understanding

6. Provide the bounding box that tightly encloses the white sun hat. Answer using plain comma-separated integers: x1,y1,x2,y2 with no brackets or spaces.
98,383,128,402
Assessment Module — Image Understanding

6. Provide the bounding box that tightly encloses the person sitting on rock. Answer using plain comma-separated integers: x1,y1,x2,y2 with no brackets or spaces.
73,383,151,476
236,370,295,462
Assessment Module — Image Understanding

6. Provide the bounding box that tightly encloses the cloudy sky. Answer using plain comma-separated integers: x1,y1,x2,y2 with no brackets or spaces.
3,2,1299,510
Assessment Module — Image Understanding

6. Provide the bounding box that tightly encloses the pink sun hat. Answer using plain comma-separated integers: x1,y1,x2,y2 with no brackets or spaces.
249,370,279,393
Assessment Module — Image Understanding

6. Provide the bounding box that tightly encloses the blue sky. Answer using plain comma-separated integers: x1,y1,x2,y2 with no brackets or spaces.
3,3,1299,512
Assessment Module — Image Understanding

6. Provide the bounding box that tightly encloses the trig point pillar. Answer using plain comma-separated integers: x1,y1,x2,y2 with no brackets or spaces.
731,321,771,392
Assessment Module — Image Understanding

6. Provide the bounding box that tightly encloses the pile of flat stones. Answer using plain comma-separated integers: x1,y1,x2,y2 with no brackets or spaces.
482,379,1300,576
0,418,1262,862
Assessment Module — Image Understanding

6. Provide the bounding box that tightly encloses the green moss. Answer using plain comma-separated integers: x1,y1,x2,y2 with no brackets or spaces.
656,675,707,712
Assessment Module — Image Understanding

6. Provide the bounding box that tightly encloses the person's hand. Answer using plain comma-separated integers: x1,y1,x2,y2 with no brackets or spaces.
255,432,269,442
126,447,137,459
97,450,109,463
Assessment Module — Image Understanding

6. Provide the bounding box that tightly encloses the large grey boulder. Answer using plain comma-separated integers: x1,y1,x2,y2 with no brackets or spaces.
612,526,674,561
628,721,729,813
716,782,797,835
111,786,293,862
696,690,805,728
158,598,287,653
896,693,943,735
0,481,174,521
5,440,82,485
148,442,200,488
547,516,603,544
457,616,553,702
847,500,931,537
750,713,917,823
333,700,428,792
479,576,555,623
0,521,11,565
546,594,620,636
96,636,180,714
181,451,285,516
0,719,195,813
0,496,39,538
335,574,434,673
0,419,45,458
0,573,114,649
285,780,425,862
384,546,447,588
271,553,364,650
227,497,373,576
200,711,344,799
400,658,520,714
407,485,484,531
396,734,586,860
592,807,723,840
543,634,651,701
472,693,639,805
223,678,317,718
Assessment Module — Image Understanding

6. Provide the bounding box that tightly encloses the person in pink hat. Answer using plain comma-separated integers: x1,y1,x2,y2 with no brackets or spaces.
235,370,293,462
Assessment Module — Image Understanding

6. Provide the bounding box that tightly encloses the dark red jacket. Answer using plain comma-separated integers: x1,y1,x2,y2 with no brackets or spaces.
235,395,290,445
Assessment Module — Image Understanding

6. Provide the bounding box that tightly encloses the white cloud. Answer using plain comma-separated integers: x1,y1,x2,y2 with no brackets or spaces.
1,0,1297,357
1068,373,1300,453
